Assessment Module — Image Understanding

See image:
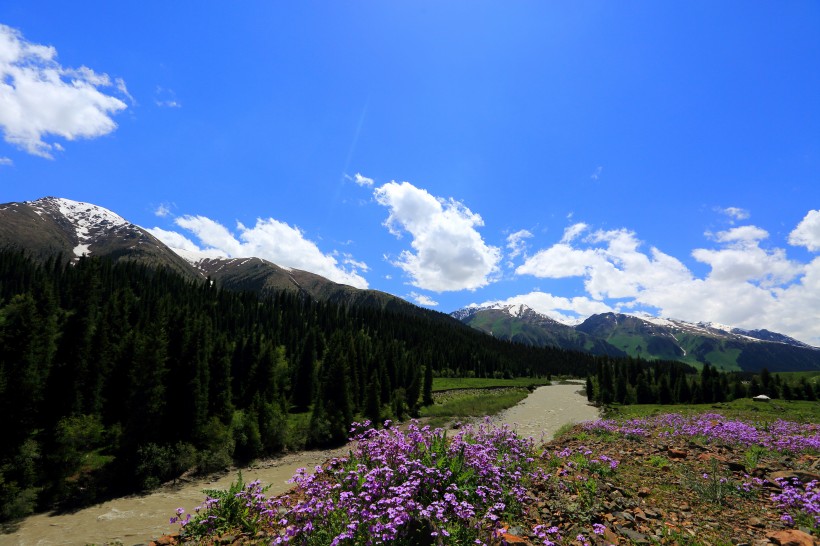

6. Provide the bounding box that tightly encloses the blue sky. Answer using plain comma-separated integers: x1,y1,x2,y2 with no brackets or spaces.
2,2,820,343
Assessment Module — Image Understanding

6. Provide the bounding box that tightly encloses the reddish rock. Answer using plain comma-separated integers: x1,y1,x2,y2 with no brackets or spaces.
637,486,652,497
668,447,688,459
500,532,530,544
697,453,727,463
766,529,817,546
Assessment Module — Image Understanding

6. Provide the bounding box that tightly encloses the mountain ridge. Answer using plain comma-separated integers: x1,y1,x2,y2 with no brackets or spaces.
452,305,820,372
3,196,818,372
0,197,452,321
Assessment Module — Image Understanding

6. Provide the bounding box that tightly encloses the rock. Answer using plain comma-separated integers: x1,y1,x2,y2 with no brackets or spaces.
500,532,530,544
768,470,820,486
616,526,650,544
766,529,817,546
697,453,727,463
748,517,765,528
637,486,652,497
603,528,619,543
614,511,635,523
608,489,623,500
668,447,688,459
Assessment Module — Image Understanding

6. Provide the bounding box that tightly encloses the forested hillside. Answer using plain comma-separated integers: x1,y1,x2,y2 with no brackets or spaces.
0,250,605,520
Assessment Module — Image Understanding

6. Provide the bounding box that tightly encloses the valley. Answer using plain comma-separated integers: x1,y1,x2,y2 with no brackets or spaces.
4,383,597,545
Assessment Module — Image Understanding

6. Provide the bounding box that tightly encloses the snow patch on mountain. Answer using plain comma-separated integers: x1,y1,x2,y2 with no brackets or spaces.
27,197,131,258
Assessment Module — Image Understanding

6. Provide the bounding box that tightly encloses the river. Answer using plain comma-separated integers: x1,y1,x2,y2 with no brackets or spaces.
3,383,598,546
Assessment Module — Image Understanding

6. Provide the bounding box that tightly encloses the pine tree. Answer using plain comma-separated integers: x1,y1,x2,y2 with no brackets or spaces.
365,376,381,428
422,363,434,407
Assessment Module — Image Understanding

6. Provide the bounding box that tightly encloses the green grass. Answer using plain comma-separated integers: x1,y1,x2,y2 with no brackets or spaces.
419,389,530,428
602,397,820,423
776,371,820,384
432,377,551,392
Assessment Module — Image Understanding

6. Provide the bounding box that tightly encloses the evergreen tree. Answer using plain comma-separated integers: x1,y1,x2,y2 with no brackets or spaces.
365,376,381,427
422,363,434,407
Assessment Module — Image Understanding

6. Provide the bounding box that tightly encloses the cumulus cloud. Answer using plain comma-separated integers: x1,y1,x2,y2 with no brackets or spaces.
147,226,223,256
0,24,128,158
374,181,501,292
788,210,820,252
515,215,820,344
409,292,439,307
149,215,369,288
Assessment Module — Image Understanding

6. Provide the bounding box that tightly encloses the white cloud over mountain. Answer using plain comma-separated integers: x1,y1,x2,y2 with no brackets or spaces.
374,181,501,292
512,216,820,344
475,291,612,324
0,24,128,158
148,215,369,288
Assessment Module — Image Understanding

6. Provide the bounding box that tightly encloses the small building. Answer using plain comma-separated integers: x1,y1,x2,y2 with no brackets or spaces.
752,394,771,402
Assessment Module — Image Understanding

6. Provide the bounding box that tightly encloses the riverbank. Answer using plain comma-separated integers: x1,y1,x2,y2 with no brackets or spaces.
3,383,598,545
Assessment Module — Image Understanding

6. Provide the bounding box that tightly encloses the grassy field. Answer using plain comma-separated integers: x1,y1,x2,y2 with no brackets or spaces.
419,388,531,428
431,377,552,392
602,396,820,423
775,370,820,384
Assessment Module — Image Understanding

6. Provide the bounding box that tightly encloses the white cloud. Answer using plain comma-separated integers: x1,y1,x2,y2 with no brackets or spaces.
515,217,820,344
349,172,374,187
0,24,128,158
374,181,501,292
0,157,12,166
147,226,223,256
409,292,439,307
154,203,172,217
477,291,612,324
707,225,768,245
720,206,750,221
505,229,532,265
150,215,369,288
788,210,820,252
560,222,588,243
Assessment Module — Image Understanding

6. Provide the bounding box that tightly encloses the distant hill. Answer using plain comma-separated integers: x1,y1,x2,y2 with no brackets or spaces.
453,307,820,373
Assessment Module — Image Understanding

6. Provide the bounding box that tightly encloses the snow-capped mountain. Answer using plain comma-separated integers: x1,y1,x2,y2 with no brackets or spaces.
0,197,432,318
0,197,196,277
452,307,820,372
452,303,625,357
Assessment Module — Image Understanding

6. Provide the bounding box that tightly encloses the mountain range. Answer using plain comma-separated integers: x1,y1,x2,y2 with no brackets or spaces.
453,303,820,372
2,196,819,372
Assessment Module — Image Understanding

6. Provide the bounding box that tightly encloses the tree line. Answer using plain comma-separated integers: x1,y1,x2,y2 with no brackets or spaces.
587,358,819,406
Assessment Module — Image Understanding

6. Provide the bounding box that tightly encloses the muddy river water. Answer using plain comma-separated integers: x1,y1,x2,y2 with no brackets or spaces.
4,383,599,545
